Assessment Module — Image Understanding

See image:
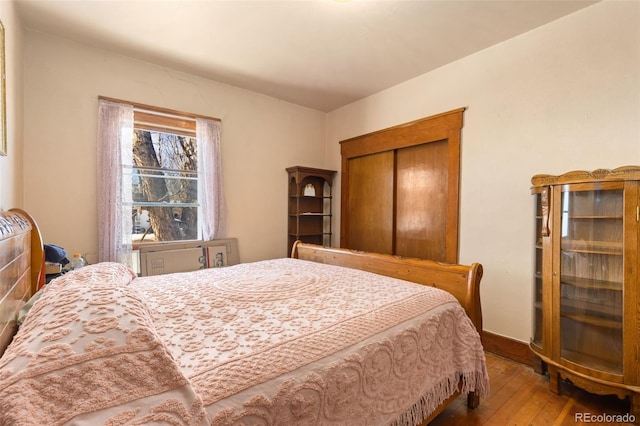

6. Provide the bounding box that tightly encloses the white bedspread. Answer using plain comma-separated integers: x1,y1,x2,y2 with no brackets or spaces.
0,259,488,425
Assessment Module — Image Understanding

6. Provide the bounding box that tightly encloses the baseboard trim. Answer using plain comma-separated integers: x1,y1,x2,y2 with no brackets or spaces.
482,331,535,367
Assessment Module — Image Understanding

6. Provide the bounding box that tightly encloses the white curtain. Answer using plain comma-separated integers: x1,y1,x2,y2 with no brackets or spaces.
97,100,134,265
197,118,227,240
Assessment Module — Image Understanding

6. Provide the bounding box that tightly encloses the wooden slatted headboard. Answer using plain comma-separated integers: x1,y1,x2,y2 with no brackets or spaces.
0,209,44,355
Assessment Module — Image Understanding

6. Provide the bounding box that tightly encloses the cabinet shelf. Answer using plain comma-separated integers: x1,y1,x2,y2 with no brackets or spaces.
561,312,622,329
568,215,623,220
290,195,332,199
561,296,622,324
561,239,623,255
560,275,622,291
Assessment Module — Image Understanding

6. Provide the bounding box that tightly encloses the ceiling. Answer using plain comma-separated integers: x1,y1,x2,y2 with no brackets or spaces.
15,0,598,112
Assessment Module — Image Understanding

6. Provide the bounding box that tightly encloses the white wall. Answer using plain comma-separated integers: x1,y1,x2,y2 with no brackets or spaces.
23,31,326,263
326,1,640,342
0,1,24,210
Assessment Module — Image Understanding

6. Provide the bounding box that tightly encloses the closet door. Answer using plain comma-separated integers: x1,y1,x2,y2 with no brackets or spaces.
346,151,394,254
396,141,448,260
340,108,464,263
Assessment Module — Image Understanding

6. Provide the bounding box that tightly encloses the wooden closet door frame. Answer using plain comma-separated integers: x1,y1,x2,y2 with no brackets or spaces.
340,108,464,263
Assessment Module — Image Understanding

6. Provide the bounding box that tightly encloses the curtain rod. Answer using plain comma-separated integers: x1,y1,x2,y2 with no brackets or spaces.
98,96,221,122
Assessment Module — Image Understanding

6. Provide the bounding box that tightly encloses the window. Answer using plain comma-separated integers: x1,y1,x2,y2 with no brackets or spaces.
130,112,200,243
97,97,226,265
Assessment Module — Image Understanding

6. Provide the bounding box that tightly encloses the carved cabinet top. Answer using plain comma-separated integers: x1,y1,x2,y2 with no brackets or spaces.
531,165,640,187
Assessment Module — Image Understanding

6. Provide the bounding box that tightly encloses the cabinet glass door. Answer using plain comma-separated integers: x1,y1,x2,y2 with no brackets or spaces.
559,183,624,374
531,189,545,350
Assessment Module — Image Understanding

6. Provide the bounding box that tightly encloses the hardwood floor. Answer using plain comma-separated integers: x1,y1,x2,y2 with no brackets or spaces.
430,353,634,426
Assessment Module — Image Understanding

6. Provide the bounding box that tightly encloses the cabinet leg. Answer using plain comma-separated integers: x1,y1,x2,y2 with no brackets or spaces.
548,365,560,395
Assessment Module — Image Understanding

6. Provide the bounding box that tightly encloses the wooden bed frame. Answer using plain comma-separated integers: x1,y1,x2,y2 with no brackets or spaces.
0,212,484,425
291,240,484,424
291,240,483,333
0,209,44,356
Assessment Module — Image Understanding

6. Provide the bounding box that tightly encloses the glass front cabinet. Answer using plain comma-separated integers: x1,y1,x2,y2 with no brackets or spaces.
531,166,640,418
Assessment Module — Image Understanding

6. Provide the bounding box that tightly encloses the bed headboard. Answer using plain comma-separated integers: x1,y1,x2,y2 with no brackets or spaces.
0,209,44,355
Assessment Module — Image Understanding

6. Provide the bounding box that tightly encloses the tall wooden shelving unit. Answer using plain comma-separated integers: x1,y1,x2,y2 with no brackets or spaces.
531,166,640,419
286,166,336,256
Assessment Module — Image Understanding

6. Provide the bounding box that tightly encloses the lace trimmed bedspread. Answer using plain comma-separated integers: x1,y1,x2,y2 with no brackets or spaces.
0,259,488,425
0,263,208,425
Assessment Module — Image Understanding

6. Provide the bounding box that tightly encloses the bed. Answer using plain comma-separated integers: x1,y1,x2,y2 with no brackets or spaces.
0,209,488,425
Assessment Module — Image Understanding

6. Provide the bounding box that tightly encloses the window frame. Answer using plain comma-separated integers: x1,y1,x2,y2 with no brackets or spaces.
99,96,221,250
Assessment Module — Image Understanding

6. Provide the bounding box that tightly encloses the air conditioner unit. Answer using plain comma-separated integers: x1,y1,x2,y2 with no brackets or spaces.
137,238,239,276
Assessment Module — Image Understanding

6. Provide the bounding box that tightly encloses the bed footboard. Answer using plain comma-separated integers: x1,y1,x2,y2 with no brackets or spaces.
291,241,483,336
292,241,485,422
